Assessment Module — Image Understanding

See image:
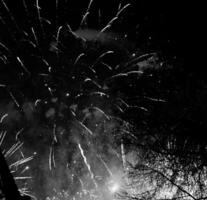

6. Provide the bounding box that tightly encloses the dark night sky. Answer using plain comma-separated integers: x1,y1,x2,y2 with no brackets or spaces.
2,0,199,60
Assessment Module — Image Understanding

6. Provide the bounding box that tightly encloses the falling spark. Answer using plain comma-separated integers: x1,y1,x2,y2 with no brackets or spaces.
56,26,63,56
0,41,10,52
80,0,94,28
78,143,98,188
0,0,21,33
31,27,39,45
4,141,23,158
90,51,114,68
84,78,102,89
0,131,7,146
10,156,33,169
16,56,31,76
36,0,44,36
49,143,56,170
15,128,24,141
144,96,167,103
97,155,112,176
91,106,110,120
77,121,93,135
89,91,109,97
0,113,8,123
101,62,113,71
99,3,131,35
74,53,85,65
34,99,41,106
8,91,20,108
121,139,127,171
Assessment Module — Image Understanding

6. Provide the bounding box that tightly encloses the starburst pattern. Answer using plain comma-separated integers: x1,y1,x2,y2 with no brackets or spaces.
0,0,189,200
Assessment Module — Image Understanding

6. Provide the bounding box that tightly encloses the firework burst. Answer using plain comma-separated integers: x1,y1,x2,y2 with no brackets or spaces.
0,0,166,200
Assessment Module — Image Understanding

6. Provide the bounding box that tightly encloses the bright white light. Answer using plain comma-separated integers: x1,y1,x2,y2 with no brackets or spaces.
109,182,120,193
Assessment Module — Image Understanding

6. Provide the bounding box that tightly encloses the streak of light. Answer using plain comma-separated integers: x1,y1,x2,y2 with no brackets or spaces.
78,121,93,135
9,91,20,107
0,0,21,32
4,141,23,158
53,123,58,143
91,106,110,120
0,113,8,123
0,41,10,52
144,96,167,103
56,26,63,56
0,131,7,146
84,78,102,89
74,53,85,65
89,91,109,98
97,155,112,176
34,99,41,106
91,51,114,68
14,176,32,180
49,143,56,170
121,139,127,171
35,0,44,36
20,166,30,174
15,128,24,141
10,156,34,168
98,3,130,35
31,27,39,45
124,52,157,69
17,56,31,76
66,24,81,40
78,143,98,188
101,62,113,70
80,0,94,28
117,3,131,17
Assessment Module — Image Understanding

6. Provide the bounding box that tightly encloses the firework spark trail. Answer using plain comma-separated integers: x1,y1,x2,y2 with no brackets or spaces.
0,0,21,33
97,154,112,176
90,106,110,120
0,41,10,52
123,52,157,70
10,156,33,169
0,131,7,146
55,25,63,58
78,121,93,136
4,141,23,158
80,0,94,28
121,139,127,171
90,50,114,69
16,56,31,77
77,142,98,188
15,128,24,141
8,91,20,108
31,27,39,46
98,3,131,35
49,142,56,170
35,0,44,37
74,53,86,66
84,78,102,89
66,24,80,40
